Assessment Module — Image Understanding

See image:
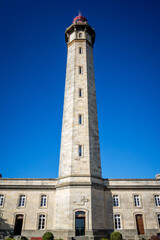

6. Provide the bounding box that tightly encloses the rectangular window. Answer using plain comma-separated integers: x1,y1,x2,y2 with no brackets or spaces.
114,214,121,230
155,195,160,207
40,195,47,207
38,214,45,230
79,47,82,54
79,32,82,38
79,145,82,157
19,195,25,207
79,115,82,124
0,195,4,207
79,88,83,97
134,195,141,207
113,195,119,207
158,214,160,227
79,66,82,74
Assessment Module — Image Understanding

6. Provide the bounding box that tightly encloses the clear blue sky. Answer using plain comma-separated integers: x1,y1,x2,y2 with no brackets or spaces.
0,0,160,179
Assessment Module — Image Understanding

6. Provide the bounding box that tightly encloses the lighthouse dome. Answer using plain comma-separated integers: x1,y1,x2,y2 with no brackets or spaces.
73,13,87,23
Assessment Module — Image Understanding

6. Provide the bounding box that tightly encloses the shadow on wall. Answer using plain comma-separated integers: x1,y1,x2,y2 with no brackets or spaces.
91,180,114,237
0,209,14,239
105,187,114,236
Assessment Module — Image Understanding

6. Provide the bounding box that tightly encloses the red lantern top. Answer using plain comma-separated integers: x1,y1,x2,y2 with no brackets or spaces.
73,12,87,23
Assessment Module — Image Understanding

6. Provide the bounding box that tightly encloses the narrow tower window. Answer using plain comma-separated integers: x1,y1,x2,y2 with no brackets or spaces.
18,195,25,207
79,115,82,124
38,214,45,230
79,88,83,97
79,66,82,74
79,47,82,54
114,214,121,230
79,32,82,38
79,145,82,157
134,195,141,207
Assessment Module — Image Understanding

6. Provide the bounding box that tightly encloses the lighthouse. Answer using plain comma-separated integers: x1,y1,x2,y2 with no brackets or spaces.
55,14,106,239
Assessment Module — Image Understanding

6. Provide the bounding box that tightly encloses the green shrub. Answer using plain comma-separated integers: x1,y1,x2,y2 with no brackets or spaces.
100,238,109,240
21,237,28,240
42,232,54,240
110,232,122,240
5,238,15,240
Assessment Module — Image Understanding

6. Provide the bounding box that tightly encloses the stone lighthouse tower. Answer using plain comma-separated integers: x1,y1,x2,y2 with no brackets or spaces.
59,14,101,179
55,14,106,239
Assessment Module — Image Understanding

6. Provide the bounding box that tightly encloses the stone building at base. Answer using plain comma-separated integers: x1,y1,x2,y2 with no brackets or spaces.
0,14,160,240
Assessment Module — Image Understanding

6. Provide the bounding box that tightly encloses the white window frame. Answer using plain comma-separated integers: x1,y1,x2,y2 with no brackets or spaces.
38,214,46,230
18,195,26,207
134,195,141,207
0,195,4,207
155,195,160,207
40,195,47,207
113,195,119,207
114,214,122,230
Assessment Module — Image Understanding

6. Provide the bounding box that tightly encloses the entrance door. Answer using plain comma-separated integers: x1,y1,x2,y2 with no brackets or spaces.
14,214,23,235
136,214,144,235
75,211,85,236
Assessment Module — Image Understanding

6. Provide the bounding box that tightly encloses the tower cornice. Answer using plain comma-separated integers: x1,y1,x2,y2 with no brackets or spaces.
67,39,93,48
65,22,95,44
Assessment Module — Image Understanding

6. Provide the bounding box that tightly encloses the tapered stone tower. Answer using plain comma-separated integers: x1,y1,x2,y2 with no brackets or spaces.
55,15,105,240
59,15,101,179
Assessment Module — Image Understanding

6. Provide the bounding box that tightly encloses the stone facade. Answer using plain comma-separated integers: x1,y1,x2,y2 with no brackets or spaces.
1,178,160,240
0,15,160,240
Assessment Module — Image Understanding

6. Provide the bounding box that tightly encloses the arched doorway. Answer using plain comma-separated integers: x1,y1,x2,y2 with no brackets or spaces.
75,211,85,236
14,214,24,235
136,214,144,235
